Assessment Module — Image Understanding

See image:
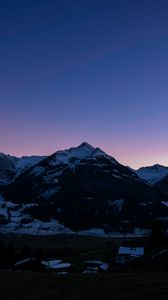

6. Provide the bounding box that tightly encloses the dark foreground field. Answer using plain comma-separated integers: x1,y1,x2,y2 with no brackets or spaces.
0,271,168,300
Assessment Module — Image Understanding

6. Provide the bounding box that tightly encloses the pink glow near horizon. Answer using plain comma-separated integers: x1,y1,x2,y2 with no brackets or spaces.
1,135,168,169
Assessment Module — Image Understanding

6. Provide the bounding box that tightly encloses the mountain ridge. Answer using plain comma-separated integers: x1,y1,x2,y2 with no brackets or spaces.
1,142,168,175
136,164,168,185
0,142,168,236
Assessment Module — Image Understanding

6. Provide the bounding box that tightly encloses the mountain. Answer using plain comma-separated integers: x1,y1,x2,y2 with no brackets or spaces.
0,142,167,235
0,153,46,185
136,164,168,185
154,174,168,194
0,153,18,185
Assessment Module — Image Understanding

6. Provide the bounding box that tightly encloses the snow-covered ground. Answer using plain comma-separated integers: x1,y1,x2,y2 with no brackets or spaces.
0,218,74,235
0,195,150,237
0,195,74,235
78,227,150,238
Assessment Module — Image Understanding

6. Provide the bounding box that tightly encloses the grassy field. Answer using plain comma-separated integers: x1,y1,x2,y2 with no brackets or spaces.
0,271,168,300
0,234,144,256
0,234,122,252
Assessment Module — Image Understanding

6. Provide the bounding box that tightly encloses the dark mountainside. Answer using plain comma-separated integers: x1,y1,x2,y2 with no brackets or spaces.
0,143,168,233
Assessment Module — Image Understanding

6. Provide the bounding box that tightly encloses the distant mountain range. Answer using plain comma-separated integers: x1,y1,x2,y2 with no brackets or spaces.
0,142,168,236
0,153,46,185
136,164,168,194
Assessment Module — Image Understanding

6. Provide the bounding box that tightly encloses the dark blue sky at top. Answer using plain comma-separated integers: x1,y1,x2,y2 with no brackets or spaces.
1,0,168,167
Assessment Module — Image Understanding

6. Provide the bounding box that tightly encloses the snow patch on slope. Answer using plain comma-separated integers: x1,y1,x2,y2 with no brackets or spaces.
30,166,45,176
111,199,125,212
78,227,150,237
0,217,74,235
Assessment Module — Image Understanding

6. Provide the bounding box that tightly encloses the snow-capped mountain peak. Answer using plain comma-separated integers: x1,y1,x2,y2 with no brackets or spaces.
77,142,95,151
47,142,118,166
136,164,168,185
48,143,98,164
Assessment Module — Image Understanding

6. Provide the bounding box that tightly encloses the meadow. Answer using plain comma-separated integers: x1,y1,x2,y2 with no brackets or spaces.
0,271,168,300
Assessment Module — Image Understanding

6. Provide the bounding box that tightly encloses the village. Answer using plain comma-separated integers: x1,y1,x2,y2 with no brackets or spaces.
1,228,168,275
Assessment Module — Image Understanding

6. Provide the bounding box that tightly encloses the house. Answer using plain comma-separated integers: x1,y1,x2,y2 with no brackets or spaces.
116,246,144,265
83,260,109,274
41,259,72,274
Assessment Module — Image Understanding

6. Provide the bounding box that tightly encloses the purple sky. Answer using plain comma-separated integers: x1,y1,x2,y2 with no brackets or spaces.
1,0,168,168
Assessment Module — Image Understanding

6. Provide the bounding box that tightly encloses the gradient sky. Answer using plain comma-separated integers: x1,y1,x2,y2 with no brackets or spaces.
1,0,168,168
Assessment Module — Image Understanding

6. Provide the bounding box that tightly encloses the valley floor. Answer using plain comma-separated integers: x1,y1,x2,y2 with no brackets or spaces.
0,271,168,300
1,234,168,299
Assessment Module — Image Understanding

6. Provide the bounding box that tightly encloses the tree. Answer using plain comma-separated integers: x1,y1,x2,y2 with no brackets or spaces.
150,220,167,247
